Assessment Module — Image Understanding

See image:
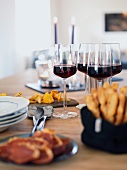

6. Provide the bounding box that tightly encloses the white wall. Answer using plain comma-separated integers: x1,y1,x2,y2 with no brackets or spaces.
15,0,51,73
50,0,127,50
0,0,127,78
0,0,16,78
0,0,51,79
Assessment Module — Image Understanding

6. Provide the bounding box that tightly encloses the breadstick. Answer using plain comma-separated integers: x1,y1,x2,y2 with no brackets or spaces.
97,87,106,105
106,92,118,119
85,95,100,118
111,83,119,91
115,92,126,125
123,97,127,124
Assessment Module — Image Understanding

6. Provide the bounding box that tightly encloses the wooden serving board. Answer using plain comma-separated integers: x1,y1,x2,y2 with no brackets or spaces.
29,99,79,108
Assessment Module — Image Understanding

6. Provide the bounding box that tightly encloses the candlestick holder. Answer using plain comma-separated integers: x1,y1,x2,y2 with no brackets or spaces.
35,54,60,89
38,79,60,88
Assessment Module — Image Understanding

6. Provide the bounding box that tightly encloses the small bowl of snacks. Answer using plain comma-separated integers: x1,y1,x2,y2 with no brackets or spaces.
80,82,127,154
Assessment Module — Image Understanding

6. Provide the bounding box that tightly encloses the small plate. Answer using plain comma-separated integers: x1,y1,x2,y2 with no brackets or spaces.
0,107,28,121
0,113,27,132
0,97,29,117
0,113,27,128
0,112,27,125
0,133,78,165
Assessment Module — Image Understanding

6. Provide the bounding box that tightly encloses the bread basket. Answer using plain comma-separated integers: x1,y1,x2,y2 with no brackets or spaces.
80,106,127,154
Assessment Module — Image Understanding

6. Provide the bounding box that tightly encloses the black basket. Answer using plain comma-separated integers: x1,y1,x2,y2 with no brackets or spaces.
80,106,127,154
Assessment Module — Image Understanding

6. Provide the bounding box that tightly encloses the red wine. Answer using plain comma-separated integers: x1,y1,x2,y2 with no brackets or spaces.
54,64,77,78
88,65,112,80
112,64,122,76
78,64,87,74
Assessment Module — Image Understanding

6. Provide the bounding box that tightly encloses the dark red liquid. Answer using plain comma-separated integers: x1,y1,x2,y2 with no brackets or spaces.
88,65,112,80
112,64,122,76
78,64,87,74
54,64,77,78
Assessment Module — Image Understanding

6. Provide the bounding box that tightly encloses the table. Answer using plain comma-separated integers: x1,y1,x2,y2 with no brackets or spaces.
0,68,127,170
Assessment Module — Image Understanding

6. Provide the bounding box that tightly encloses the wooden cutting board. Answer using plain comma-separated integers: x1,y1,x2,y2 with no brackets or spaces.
29,99,79,108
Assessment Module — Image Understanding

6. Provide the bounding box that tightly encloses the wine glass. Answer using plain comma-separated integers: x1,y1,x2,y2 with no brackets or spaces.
78,43,93,95
87,43,112,87
53,44,78,119
110,43,122,78
78,43,89,74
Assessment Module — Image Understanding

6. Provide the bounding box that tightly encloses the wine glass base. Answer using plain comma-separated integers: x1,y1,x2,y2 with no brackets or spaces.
53,112,78,119
52,112,61,118
67,112,78,118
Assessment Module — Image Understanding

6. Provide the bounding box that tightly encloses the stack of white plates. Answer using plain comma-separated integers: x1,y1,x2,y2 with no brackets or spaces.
0,96,29,132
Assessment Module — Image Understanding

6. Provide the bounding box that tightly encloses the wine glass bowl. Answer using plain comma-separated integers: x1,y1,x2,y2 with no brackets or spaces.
77,43,89,74
110,43,122,76
87,43,112,82
77,43,93,95
53,44,78,119
77,43,122,96
53,64,77,79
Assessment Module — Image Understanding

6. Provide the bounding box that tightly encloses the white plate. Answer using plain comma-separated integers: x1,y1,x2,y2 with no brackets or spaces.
0,113,27,133
0,110,27,125
0,96,29,117
0,112,27,128
0,107,28,121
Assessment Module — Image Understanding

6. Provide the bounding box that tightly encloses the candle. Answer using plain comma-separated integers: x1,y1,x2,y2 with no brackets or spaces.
71,17,75,44
53,17,58,44
39,71,49,81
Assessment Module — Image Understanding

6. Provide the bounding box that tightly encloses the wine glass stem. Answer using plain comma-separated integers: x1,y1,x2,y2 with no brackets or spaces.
97,80,103,87
63,79,67,114
85,75,90,95
108,76,112,84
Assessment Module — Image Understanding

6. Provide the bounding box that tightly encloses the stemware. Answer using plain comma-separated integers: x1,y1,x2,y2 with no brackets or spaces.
87,43,112,87
110,43,122,76
53,44,78,119
78,43,104,96
78,43,89,74
77,43,96,95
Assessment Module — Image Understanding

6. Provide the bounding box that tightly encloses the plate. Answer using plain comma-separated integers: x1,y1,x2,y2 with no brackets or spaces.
54,135,78,162
0,111,27,125
0,113,27,132
0,107,28,121
0,96,29,117
0,133,78,165
0,112,27,128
